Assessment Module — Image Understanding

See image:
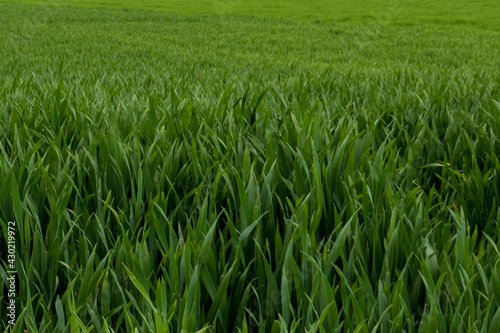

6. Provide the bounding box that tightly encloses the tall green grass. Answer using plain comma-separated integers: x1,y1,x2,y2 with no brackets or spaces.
1,2,500,332
4,0,500,31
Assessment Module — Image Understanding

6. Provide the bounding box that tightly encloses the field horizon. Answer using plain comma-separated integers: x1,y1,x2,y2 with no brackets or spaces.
3,0,500,32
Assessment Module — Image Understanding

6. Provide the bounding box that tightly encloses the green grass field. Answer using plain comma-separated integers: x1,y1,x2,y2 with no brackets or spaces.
1,0,500,332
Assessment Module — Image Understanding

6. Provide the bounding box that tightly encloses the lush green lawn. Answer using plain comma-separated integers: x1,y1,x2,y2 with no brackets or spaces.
1,0,499,332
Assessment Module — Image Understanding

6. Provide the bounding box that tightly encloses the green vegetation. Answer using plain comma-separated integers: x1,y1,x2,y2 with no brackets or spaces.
0,0,499,332
4,0,500,30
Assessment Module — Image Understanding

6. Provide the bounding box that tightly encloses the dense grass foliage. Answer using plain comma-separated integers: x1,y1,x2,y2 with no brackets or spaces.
4,0,500,30
1,1,500,332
